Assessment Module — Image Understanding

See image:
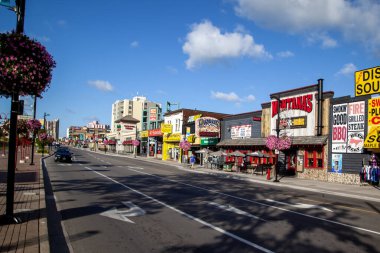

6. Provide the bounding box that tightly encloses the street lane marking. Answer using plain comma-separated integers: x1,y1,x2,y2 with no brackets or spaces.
128,169,380,236
266,199,333,212
100,201,145,224
85,166,274,253
208,202,266,221
127,166,144,170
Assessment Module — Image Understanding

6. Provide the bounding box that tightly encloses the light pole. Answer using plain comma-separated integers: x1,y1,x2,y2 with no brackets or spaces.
272,95,281,183
29,95,37,165
3,0,26,223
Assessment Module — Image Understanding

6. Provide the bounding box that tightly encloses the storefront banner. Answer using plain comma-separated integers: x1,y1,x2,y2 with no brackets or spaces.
200,138,218,146
231,125,251,139
148,129,162,137
347,101,365,153
140,131,149,138
331,154,342,173
332,103,348,153
195,117,220,138
270,91,316,136
149,108,157,121
188,114,202,123
364,97,380,148
164,133,182,142
161,123,172,133
355,66,380,97
347,132,364,153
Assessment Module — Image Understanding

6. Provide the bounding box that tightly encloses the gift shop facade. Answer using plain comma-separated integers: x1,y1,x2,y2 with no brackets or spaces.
261,81,334,180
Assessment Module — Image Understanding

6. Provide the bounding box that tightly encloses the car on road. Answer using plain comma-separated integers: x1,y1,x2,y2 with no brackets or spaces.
54,148,73,162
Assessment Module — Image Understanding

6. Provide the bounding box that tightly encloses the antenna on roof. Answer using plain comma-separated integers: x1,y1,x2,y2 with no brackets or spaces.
166,101,180,112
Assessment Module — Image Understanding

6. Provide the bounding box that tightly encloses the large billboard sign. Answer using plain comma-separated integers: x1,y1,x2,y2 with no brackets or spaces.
355,66,380,97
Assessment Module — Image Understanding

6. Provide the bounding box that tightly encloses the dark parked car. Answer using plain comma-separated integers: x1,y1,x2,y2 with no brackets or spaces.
54,149,73,162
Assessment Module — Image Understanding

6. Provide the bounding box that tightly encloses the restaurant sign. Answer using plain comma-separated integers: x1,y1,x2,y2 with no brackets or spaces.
200,138,218,146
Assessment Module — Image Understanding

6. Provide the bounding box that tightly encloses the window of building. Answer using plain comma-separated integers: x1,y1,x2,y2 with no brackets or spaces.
305,148,323,168
175,119,180,132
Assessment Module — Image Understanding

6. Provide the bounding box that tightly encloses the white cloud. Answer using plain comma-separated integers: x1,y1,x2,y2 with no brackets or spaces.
88,80,114,92
336,63,357,76
277,50,295,58
130,41,139,48
234,0,380,53
211,91,256,103
245,94,256,102
183,20,272,69
307,33,337,49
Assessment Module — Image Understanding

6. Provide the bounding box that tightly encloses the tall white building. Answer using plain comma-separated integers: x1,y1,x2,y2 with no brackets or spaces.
110,96,161,132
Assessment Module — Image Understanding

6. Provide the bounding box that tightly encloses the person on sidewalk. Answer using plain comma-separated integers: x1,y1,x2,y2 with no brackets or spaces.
190,154,196,169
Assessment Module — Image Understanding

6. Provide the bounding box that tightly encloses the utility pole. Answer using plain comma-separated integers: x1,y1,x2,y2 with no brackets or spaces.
29,95,37,165
273,95,281,183
5,0,26,223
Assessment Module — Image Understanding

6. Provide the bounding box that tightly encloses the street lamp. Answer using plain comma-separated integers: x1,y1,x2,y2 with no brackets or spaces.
29,95,37,165
272,95,281,183
3,0,26,223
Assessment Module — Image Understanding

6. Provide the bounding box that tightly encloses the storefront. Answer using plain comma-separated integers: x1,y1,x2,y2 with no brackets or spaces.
261,81,334,180
162,133,182,161
148,128,163,158
140,130,148,156
328,96,371,184
112,115,139,154
217,111,267,165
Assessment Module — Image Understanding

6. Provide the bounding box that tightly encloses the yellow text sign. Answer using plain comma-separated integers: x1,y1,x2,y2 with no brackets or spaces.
355,66,380,97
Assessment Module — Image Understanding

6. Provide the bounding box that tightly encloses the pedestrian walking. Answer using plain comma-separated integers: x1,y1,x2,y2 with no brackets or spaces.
190,154,196,169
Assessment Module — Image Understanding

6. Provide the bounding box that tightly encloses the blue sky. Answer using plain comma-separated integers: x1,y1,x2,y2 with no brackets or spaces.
0,0,379,138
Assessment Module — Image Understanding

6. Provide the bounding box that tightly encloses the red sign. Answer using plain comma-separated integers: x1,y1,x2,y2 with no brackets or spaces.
272,94,313,117
199,132,219,137
148,129,162,137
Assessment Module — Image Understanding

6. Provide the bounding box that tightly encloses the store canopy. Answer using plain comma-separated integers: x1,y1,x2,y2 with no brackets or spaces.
217,136,328,147
228,150,246,157
290,136,328,146
114,115,140,124
195,148,211,154
217,138,266,147
246,151,270,158
209,150,227,156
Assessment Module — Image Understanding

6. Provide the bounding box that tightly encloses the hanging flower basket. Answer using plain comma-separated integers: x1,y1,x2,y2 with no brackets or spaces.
179,140,191,151
132,139,140,147
0,32,56,97
265,135,291,151
27,119,41,132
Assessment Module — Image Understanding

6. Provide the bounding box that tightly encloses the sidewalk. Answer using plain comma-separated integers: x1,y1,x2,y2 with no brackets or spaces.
0,152,49,253
119,152,380,203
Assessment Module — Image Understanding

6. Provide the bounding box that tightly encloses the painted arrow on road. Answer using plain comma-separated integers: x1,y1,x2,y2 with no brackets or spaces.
100,201,145,224
208,202,266,221
266,199,333,212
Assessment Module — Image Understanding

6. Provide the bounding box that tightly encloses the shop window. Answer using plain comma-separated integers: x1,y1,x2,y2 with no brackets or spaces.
305,148,323,168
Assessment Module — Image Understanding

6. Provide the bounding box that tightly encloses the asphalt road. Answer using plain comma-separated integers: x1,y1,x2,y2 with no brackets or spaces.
44,148,380,253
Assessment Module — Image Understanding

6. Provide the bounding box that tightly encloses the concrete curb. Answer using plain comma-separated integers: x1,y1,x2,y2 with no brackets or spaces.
39,159,50,253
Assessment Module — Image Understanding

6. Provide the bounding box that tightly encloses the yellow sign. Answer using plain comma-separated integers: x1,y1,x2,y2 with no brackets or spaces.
161,123,172,133
187,135,195,143
364,127,380,149
140,131,148,138
164,133,181,142
355,66,380,97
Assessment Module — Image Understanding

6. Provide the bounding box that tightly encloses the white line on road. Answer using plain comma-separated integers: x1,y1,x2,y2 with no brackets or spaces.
208,202,266,221
128,169,380,236
266,199,333,212
85,166,274,253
